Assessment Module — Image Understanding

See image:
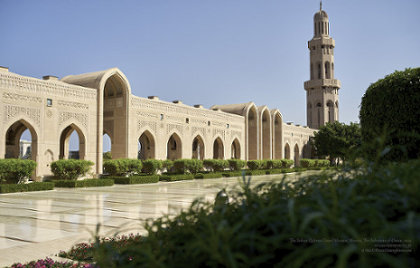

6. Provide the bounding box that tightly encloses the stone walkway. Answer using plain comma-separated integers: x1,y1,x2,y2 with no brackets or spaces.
0,172,314,267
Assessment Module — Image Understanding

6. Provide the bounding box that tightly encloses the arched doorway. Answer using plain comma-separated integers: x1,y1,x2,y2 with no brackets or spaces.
59,124,85,160
284,143,290,160
213,137,224,159
103,73,129,159
5,120,38,162
138,130,155,160
248,106,258,160
261,109,271,159
273,112,282,159
294,144,300,167
167,133,182,160
192,135,205,160
231,138,240,159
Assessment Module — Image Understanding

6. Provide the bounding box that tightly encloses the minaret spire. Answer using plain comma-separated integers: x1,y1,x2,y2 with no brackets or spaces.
320,1,322,11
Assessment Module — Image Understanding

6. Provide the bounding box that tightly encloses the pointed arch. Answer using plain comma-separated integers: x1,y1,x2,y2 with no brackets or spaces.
192,135,205,160
167,133,182,160
247,105,258,160
231,138,241,159
284,143,290,160
272,110,283,159
213,137,224,159
259,107,271,160
138,130,156,160
327,100,334,123
5,119,38,163
59,124,86,160
294,144,300,167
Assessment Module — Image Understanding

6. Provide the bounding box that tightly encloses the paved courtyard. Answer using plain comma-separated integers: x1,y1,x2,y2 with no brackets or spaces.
0,172,313,266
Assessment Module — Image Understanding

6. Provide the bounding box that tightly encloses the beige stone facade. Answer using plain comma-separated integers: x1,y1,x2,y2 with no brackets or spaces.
0,6,338,179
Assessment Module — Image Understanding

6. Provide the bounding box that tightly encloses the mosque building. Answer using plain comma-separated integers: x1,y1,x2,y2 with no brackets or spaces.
0,4,339,179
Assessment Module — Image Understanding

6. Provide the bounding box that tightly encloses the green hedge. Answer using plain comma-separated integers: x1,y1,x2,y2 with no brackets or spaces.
54,179,114,188
159,174,194,182
266,160,283,169
228,159,246,171
194,173,223,179
103,159,142,176
247,160,263,170
162,160,174,172
173,159,203,174
111,175,159,184
0,182,54,194
203,159,216,171
141,159,162,174
281,159,294,168
0,159,37,184
300,159,330,168
51,159,94,180
221,171,244,177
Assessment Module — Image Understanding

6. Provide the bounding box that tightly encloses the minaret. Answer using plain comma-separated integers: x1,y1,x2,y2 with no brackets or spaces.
304,2,341,129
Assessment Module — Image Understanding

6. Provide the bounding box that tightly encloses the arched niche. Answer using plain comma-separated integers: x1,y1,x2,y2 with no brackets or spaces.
294,144,300,167
247,106,258,160
284,143,290,160
231,138,241,159
167,133,182,160
138,130,156,160
5,119,38,163
59,124,86,160
213,137,224,159
192,135,205,160
273,112,283,159
261,109,271,160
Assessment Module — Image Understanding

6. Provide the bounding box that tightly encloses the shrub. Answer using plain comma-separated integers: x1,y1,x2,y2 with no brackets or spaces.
281,159,294,168
112,175,159,184
50,159,94,180
247,160,262,170
103,159,142,176
159,174,194,182
54,179,113,188
0,182,54,194
142,159,162,174
300,158,314,168
0,159,37,184
203,159,216,171
316,159,330,167
91,160,420,267
194,173,223,179
173,159,189,174
187,159,203,174
360,68,420,161
161,160,174,172
10,257,82,268
103,151,112,160
228,159,246,171
222,171,243,177
213,160,228,172
266,159,283,169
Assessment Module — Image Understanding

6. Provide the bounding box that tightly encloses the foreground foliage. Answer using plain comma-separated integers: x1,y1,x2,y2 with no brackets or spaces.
85,160,419,267
360,67,420,161
51,160,94,180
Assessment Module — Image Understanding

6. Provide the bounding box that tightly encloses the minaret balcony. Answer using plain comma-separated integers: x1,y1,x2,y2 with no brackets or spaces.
304,79,341,90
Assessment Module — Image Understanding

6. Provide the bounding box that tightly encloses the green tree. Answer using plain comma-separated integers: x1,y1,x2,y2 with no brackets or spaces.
359,68,420,161
312,122,361,164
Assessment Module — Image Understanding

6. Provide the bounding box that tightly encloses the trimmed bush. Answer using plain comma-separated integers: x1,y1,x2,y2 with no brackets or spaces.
162,160,174,173
159,174,194,182
103,159,142,176
112,175,159,184
266,160,283,169
316,159,330,167
142,160,162,174
203,159,216,172
247,160,263,170
281,159,294,168
222,171,243,177
214,160,228,172
300,158,315,168
54,179,113,188
245,169,267,176
0,182,54,194
194,173,223,179
0,159,37,184
187,159,203,174
50,159,93,180
228,159,246,171
360,68,420,161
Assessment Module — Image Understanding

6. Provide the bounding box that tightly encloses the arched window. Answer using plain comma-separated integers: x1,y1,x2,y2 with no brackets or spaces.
284,143,290,160
310,64,314,79
316,102,322,127
247,106,258,160
59,124,85,160
167,133,182,160
192,135,205,160
294,144,300,166
317,62,321,79
261,109,271,159
138,131,156,160
213,137,224,159
325,61,330,79
327,101,334,123
231,139,240,159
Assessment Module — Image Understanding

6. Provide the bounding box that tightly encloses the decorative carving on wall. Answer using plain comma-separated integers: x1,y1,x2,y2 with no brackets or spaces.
57,100,89,110
213,128,225,140
59,112,87,128
167,123,184,135
137,120,157,133
232,130,242,139
2,92,42,103
191,127,207,137
0,73,96,99
4,105,40,126
137,111,158,119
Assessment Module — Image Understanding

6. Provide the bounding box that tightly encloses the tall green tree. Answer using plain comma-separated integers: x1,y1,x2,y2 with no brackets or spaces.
312,122,361,164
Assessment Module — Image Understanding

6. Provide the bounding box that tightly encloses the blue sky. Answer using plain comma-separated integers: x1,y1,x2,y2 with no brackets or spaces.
1,0,419,149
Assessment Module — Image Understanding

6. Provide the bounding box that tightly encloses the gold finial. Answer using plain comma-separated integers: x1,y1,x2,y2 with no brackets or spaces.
320,1,322,11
